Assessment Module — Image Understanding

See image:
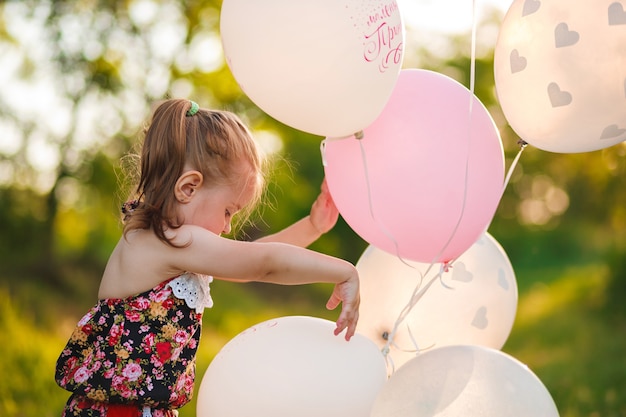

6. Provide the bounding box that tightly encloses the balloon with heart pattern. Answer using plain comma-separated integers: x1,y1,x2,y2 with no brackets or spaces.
370,345,560,417
354,233,518,370
494,0,626,153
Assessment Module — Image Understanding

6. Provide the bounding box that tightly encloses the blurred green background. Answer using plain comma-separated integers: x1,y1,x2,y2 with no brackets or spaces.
1,1,625,416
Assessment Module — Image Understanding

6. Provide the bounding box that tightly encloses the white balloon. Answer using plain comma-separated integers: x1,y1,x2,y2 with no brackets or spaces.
197,316,387,417
220,0,404,137
494,0,626,153
355,233,518,369
371,345,560,417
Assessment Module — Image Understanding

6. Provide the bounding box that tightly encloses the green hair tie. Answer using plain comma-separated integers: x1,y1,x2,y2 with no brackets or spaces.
186,101,199,117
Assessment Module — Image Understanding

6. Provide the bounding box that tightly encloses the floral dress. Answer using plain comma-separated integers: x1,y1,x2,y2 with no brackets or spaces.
55,273,213,417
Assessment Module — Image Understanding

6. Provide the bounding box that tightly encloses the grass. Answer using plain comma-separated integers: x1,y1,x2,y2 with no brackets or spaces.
1,254,625,417
502,263,626,417
0,287,69,417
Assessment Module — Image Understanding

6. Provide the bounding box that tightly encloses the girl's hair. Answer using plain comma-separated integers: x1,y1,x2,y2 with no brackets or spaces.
122,98,266,246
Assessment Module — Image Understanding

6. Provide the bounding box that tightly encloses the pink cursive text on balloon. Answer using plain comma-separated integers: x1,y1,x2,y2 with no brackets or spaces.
361,1,403,72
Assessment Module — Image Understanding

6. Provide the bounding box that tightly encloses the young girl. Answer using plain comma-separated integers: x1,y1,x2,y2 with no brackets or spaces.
55,99,360,417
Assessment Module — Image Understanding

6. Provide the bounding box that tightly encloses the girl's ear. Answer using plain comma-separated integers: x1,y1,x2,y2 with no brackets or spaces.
174,170,204,203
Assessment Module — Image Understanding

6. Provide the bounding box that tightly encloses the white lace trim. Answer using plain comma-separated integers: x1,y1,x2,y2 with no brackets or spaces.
167,272,214,312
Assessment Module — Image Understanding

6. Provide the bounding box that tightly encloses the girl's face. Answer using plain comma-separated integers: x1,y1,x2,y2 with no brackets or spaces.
183,172,258,236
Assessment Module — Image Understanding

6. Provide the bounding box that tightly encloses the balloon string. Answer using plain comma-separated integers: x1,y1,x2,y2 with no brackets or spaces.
405,324,436,354
321,135,419,268
382,131,527,368
415,0,480,269
475,139,527,239
382,0,480,365
502,141,527,195
383,324,436,377
323,133,402,252
320,137,340,167
320,139,328,166
319,131,366,166
323,135,443,366
382,263,445,359
353,138,452,364
354,139,418,271
469,0,477,99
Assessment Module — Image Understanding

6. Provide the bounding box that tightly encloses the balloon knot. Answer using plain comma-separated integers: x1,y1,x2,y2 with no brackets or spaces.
381,345,390,357
354,131,364,140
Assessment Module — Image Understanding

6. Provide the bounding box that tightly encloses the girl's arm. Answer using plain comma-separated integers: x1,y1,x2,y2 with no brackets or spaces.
164,227,359,340
256,179,339,248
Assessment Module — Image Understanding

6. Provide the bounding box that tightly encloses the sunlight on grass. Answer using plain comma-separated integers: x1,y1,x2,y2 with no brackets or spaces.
515,263,609,328
2,261,626,417
504,263,626,417
0,287,69,417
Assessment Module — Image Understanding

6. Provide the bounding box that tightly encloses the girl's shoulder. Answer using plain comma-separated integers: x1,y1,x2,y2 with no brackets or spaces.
99,230,184,299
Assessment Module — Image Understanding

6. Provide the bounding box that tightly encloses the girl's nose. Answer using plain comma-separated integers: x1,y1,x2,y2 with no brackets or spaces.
223,221,232,235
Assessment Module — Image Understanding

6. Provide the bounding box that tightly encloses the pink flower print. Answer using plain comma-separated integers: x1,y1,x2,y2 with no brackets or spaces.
59,357,78,386
122,361,142,382
151,365,165,380
125,310,142,322
73,366,91,384
118,383,136,399
130,297,150,310
65,356,78,372
150,355,163,369
91,360,102,373
104,367,115,379
77,311,93,327
145,376,153,391
82,350,94,364
170,372,193,407
151,287,171,303
169,391,181,407
142,333,155,353
162,298,174,309
174,330,188,344
175,371,188,391
81,324,93,335
185,371,195,392
111,375,125,390
108,324,122,346
170,345,183,362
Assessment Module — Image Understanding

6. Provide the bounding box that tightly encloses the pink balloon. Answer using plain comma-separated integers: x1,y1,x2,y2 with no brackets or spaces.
324,69,504,263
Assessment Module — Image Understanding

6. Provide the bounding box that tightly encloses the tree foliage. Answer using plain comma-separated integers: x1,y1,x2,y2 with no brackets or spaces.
1,0,625,280
1,1,626,416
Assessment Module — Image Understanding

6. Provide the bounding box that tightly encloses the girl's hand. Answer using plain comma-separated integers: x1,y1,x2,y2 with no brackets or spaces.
325,273,360,341
309,179,339,235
